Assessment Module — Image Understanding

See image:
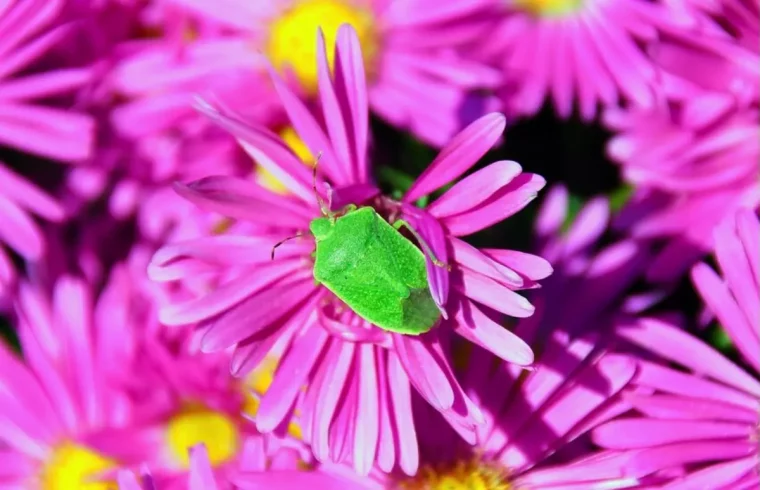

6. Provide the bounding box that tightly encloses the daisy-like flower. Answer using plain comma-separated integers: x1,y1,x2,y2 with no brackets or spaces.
149,25,549,476
606,97,759,283
0,0,95,293
594,209,760,489
1,275,159,489
479,0,690,120
163,0,502,147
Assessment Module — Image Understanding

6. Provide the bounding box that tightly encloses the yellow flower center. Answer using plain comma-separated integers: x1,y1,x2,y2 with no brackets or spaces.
166,405,240,468
242,356,303,439
256,126,315,194
399,459,510,490
40,443,116,490
266,0,380,95
512,0,583,17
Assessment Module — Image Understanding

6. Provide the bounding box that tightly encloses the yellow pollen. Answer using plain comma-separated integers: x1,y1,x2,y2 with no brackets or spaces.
40,443,116,490
166,404,240,468
266,0,380,95
513,0,583,17
256,126,315,194
399,459,510,490
242,356,304,440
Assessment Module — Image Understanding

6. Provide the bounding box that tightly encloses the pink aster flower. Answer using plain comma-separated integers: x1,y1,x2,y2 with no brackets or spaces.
1,274,162,488
593,209,760,489
0,0,96,293
478,0,689,120
149,25,549,476
162,0,502,147
606,98,759,283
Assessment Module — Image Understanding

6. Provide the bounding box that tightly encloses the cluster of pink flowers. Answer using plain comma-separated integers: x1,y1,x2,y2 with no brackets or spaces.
0,0,757,488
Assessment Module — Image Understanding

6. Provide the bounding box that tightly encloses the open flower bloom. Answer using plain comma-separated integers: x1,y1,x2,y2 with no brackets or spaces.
478,0,688,120
149,25,549,476
594,209,760,489
2,275,161,488
163,0,502,147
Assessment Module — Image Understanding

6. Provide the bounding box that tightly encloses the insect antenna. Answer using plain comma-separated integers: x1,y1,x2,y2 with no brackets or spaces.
311,152,333,218
271,232,303,260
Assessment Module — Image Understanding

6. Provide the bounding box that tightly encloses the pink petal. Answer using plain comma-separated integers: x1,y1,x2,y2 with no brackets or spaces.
189,445,218,490
393,334,454,411
594,418,752,449
453,299,533,365
353,345,379,476
404,113,506,202
455,269,535,318
625,441,756,478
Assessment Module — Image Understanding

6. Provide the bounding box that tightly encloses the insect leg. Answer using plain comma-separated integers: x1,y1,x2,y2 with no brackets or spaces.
393,219,451,270
311,152,333,218
271,232,303,260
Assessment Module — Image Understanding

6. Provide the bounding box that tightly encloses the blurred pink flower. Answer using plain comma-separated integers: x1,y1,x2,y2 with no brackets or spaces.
149,25,548,476
2,275,160,488
606,98,759,283
0,0,97,293
163,0,502,147
478,0,688,120
594,209,760,489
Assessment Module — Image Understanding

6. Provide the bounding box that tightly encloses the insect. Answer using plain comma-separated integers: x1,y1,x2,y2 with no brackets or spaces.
272,157,448,335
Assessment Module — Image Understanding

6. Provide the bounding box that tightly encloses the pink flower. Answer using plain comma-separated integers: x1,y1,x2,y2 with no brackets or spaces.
593,209,760,489
479,0,688,120
162,0,502,147
149,25,549,476
606,98,759,283
1,275,161,488
0,0,96,293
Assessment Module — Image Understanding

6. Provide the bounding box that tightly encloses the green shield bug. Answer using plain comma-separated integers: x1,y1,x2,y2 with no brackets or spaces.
272,158,448,335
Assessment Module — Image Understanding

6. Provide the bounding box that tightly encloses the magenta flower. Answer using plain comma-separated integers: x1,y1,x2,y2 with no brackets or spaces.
606,99,759,283
149,25,548,476
478,0,689,120
162,0,501,147
594,209,760,489
1,275,162,488
0,0,97,293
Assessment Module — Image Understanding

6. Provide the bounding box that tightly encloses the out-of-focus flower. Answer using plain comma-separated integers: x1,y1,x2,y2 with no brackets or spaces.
594,209,760,489
1,275,157,488
606,97,759,283
478,0,687,120
164,0,502,147
0,0,97,294
149,25,548,476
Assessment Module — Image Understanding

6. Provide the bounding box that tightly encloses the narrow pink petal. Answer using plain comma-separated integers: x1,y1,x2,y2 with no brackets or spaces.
393,334,454,411
404,113,506,202
189,445,218,490
453,299,533,366
735,209,760,289
313,340,355,462
561,197,610,259
0,19,69,79
257,326,329,432
428,160,522,217
316,29,353,183
691,263,760,372
480,248,554,282
0,104,93,161
233,471,365,489
0,68,91,101
200,275,315,352
662,457,758,490
618,318,760,397
374,352,396,473
625,441,756,478
594,418,751,449
534,185,568,240
167,0,268,31
455,269,535,318
387,351,419,475
265,64,349,186
174,177,313,228
194,100,317,204
440,173,546,237
451,238,524,288
625,393,758,424
116,471,143,490
0,195,43,259
158,261,301,325
353,345,379,475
